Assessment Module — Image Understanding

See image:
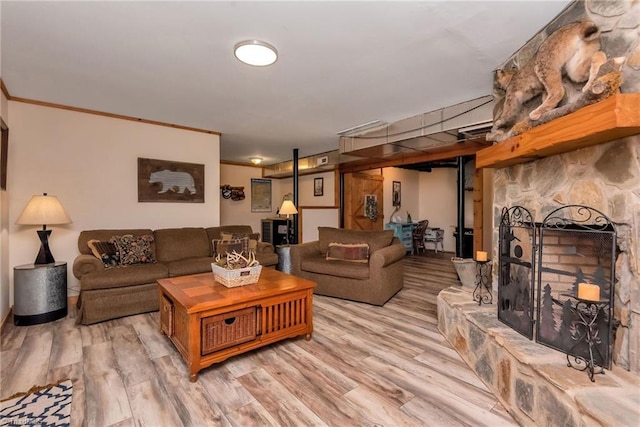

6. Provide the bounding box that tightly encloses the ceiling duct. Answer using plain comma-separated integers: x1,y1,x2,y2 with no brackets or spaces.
264,95,495,177
339,95,494,158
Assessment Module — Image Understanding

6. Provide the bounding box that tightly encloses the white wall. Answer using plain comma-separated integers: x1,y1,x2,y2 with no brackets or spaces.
8,102,220,299
220,165,337,239
279,170,336,207
220,163,276,233
418,168,459,252
381,167,420,224
0,90,10,323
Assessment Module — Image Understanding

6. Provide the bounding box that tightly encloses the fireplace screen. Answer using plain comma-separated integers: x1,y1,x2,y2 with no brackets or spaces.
498,206,535,339
498,205,616,374
536,205,615,369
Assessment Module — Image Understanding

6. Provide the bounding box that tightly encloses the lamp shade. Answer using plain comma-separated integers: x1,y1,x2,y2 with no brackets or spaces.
279,200,298,216
16,194,72,226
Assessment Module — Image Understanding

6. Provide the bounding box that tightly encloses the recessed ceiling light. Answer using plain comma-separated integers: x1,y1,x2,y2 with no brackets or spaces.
234,40,278,66
250,157,263,165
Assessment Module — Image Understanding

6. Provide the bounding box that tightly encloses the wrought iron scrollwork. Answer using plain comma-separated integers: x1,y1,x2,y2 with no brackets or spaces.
541,204,613,231
501,206,534,227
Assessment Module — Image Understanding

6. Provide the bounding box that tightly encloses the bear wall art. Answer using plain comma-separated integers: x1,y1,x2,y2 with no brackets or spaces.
138,157,205,203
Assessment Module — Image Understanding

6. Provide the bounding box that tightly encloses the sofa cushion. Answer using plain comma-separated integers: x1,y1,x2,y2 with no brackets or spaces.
212,238,249,258
164,257,216,277
318,227,394,255
301,255,369,280
207,226,254,256
220,232,259,252
326,242,369,263
110,234,156,265
154,228,210,262
78,229,154,255
80,263,169,290
87,239,120,268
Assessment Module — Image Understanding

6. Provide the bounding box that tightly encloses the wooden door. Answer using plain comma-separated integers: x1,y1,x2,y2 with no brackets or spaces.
343,173,384,230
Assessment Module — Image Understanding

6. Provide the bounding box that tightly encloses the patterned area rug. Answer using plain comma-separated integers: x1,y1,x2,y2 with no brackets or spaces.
1,380,72,426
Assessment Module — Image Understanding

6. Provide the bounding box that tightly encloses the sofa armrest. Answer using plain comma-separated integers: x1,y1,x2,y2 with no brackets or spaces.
73,255,105,280
290,241,321,274
256,241,275,255
370,242,406,269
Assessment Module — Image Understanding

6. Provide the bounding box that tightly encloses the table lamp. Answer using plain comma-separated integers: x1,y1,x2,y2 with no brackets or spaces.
16,193,72,265
279,199,298,245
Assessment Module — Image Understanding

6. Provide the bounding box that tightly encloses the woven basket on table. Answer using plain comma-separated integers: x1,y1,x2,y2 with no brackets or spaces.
211,264,262,288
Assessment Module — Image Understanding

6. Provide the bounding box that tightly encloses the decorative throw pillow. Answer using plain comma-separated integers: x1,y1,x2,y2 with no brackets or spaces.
212,237,249,258
326,242,370,263
220,232,259,253
109,234,156,266
87,239,121,268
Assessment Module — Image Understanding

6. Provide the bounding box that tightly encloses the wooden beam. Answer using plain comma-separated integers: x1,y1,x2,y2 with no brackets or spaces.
340,139,489,174
476,93,640,169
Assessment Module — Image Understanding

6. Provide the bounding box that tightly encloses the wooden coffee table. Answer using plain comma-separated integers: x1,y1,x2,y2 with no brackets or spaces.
157,268,316,381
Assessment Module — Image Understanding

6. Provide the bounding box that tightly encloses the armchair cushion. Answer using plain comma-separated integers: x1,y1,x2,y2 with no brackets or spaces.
326,242,369,263
318,227,394,255
302,255,369,280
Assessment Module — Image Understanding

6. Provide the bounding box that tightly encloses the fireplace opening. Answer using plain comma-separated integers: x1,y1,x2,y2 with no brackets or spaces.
498,205,616,379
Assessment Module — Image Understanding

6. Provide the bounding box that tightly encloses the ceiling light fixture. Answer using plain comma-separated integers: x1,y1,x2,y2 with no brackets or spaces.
250,157,263,165
234,40,278,66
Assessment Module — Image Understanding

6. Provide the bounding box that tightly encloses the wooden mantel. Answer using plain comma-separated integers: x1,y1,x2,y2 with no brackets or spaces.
476,93,640,169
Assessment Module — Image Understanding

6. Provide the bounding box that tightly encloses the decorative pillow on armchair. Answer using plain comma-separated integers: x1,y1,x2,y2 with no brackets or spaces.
109,234,156,265
87,239,121,268
212,237,249,258
220,232,259,253
326,242,370,263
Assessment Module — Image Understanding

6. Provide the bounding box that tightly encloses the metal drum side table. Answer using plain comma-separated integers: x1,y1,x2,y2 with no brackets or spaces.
14,262,68,326
276,245,293,274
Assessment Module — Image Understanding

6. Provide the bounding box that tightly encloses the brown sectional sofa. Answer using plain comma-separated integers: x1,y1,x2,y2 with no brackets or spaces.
73,225,277,325
290,227,406,305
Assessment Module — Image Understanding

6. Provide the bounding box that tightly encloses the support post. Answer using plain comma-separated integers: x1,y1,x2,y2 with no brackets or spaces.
457,156,465,257
292,148,299,244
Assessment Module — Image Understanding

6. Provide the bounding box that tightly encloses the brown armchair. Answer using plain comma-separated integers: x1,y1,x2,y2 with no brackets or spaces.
290,227,406,305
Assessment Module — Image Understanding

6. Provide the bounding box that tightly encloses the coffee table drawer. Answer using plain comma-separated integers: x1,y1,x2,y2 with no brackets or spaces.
201,307,257,355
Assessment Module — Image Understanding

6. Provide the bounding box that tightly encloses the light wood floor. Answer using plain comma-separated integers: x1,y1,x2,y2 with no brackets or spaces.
1,252,517,427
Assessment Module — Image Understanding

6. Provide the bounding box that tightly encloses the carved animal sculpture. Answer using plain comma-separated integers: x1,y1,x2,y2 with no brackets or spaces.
494,21,606,129
149,169,196,194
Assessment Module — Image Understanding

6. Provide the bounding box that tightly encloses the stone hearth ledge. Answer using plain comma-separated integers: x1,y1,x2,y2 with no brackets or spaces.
437,286,640,426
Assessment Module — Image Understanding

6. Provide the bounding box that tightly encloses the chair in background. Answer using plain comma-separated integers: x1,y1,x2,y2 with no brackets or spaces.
412,220,430,254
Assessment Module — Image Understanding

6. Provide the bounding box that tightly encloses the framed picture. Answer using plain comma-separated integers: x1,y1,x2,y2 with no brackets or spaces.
251,178,272,212
138,157,204,203
392,181,401,207
314,177,324,196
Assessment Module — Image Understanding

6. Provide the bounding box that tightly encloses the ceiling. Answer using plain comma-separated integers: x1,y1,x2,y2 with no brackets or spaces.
1,1,572,165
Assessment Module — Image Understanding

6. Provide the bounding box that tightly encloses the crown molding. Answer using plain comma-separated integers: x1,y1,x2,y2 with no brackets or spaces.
0,80,220,136
0,79,10,99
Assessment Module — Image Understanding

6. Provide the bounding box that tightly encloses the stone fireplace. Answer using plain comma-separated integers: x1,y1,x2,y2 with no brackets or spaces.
438,1,639,424
493,136,639,374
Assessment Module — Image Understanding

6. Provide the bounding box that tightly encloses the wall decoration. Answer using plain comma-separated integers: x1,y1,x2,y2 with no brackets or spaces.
220,185,245,201
392,181,401,207
365,195,378,221
138,157,204,203
251,178,272,212
314,178,324,196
